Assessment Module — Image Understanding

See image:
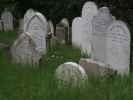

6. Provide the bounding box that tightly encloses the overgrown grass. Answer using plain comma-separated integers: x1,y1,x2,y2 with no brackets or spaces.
0,32,132,100
0,31,17,45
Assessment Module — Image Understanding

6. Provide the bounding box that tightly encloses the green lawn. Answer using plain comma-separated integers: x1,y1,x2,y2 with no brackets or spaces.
0,32,132,100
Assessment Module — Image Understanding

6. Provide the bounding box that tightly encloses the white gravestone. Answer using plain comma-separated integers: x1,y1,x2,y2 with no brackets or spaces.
11,32,42,65
106,21,130,75
72,17,83,48
1,9,13,31
24,9,35,32
25,12,48,55
55,62,88,88
81,1,98,56
92,7,113,63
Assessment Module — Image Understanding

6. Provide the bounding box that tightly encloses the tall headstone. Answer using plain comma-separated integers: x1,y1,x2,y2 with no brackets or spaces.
81,1,98,56
1,8,14,31
25,12,48,55
72,17,83,48
24,9,35,32
92,7,113,63
106,21,130,75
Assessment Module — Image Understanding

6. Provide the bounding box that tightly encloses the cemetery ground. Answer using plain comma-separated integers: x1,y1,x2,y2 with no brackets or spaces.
0,32,132,100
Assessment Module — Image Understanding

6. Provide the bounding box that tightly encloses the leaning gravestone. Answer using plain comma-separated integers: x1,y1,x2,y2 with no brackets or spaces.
25,12,48,55
11,32,42,65
106,21,130,75
24,9,35,32
92,7,113,63
55,62,88,88
72,17,83,48
1,8,14,31
81,1,98,56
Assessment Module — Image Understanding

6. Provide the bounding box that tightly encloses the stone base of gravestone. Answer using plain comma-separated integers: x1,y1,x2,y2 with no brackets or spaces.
55,62,88,88
79,58,117,77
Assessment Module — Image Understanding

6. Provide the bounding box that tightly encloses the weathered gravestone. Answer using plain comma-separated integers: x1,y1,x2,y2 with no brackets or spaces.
92,7,113,63
25,12,48,55
47,20,56,48
79,58,117,77
55,18,69,44
106,21,130,75
1,8,14,31
81,1,98,56
11,32,42,65
72,17,83,48
24,9,35,32
55,62,88,88
0,20,2,31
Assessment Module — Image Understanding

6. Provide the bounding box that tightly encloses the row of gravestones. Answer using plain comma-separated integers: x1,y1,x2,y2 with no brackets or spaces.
11,2,130,75
11,9,70,65
0,8,14,31
72,1,130,75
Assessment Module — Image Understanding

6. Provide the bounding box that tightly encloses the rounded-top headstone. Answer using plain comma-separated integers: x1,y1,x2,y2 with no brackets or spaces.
25,12,48,54
82,1,98,18
72,17,83,48
92,6,113,63
106,20,130,75
55,62,88,88
24,9,35,32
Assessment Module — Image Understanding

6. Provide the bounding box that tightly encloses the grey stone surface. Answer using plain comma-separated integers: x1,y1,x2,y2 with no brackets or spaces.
24,9,35,32
1,8,14,31
72,17,83,48
81,1,98,56
79,58,116,77
106,20,130,75
11,32,42,65
55,62,88,88
92,7,113,63
25,12,48,55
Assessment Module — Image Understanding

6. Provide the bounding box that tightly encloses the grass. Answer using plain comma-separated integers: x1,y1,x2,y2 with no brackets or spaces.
0,32,132,100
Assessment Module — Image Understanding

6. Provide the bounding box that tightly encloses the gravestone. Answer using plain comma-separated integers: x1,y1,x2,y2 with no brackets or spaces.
11,32,42,65
72,17,83,48
92,7,113,63
55,24,65,44
106,21,130,75
55,62,88,88
55,18,70,44
0,20,2,31
25,12,48,55
81,1,98,56
1,8,14,31
24,9,35,32
47,20,56,48
79,58,117,77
